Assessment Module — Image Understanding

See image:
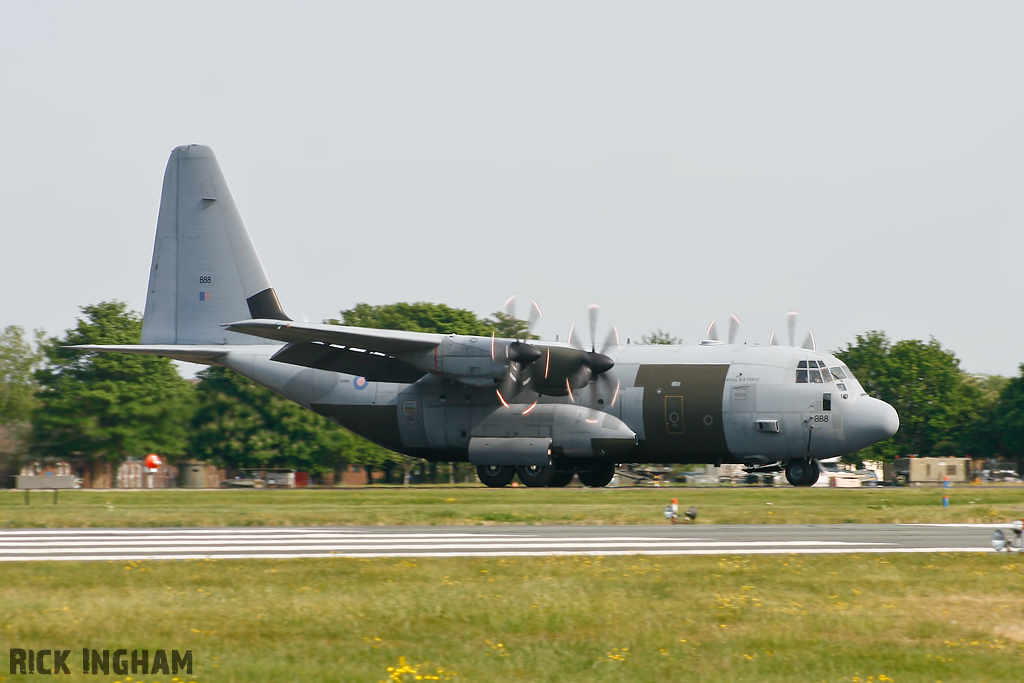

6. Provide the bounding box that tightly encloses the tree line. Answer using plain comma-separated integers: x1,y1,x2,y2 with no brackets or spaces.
3,303,1024,483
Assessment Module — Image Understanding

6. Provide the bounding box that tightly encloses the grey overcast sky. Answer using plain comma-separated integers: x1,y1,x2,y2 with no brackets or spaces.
2,2,1022,376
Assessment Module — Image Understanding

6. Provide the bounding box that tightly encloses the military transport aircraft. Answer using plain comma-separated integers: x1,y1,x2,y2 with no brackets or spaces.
75,145,899,488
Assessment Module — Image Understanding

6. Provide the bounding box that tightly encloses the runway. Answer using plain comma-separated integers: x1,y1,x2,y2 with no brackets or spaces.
0,523,1001,561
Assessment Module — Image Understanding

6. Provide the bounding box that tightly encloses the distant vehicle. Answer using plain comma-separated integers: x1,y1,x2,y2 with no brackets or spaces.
813,460,861,487
981,469,1023,484
221,468,296,489
883,457,970,486
855,469,879,487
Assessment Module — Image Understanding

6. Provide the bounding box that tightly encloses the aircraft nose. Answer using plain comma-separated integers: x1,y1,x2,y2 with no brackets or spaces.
843,397,899,451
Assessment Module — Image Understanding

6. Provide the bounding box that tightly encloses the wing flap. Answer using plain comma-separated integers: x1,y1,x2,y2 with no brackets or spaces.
271,342,426,383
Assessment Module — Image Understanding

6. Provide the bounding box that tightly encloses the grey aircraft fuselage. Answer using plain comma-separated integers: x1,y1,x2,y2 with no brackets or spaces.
198,337,896,467
78,144,899,488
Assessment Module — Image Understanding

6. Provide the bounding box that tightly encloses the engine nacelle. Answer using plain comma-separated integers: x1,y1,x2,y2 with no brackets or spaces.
397,336,507,386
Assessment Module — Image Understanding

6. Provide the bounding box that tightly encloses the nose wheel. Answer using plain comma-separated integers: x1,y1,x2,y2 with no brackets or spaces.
576,462,616,488
785,458,820,487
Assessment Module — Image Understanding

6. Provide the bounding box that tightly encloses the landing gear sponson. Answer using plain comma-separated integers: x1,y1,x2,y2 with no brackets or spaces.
476,462,616,488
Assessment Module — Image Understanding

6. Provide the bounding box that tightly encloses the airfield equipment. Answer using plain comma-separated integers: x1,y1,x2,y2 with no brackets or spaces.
663,498,679,523
992,520,1024,553
13,475,77,504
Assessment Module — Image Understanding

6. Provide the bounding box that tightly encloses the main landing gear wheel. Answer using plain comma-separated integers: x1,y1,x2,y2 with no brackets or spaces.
576,462,616,488
547,471,576,488
477,465,516,488
516,465,558,487
785,458,820,487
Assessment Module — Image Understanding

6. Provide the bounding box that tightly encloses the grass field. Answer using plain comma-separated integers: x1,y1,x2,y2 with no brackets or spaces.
3,552,1023,682
1,485,1023,528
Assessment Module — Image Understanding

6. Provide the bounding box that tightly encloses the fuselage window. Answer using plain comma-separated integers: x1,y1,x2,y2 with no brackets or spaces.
829,366,847,380
809,369,822,383
836,382,847,391
796,369,808,383
823,393,832,411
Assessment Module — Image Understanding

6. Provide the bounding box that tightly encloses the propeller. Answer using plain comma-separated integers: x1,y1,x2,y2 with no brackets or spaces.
567,305,619,406
706,318,719,341
493,295,543,407
769,311,815,349
727,314,742,344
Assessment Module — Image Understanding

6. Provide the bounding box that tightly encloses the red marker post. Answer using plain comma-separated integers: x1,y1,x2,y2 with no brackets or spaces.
144,454,162,489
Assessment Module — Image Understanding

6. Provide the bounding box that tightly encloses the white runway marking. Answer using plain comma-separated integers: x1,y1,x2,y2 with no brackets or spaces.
0,540,888,553
901,528,1011,532
0,525,995,562
0,548,993,562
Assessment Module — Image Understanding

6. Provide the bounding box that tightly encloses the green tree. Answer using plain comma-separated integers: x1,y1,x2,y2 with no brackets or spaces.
31,302,197,466
835,331,988,461
333,302,494,336
190,366,359,474
641,329,680,345
994,365,1024,461
0,325,45,470
0,325,45,426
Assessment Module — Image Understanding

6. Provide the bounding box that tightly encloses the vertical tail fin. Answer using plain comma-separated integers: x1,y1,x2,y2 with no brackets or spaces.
141,144,289,345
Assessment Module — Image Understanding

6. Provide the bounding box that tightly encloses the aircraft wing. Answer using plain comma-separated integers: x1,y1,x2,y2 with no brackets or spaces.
224,319,442,382
224,319,443,352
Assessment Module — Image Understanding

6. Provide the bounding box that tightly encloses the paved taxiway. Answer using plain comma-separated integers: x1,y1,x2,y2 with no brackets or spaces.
0,524,1000,561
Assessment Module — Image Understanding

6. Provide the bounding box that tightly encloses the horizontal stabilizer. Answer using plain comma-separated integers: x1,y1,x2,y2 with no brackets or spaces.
66,345,232,365
224,320,442,354
271,342,426,382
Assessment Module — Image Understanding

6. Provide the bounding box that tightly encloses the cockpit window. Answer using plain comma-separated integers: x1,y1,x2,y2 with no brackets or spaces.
829,366,848,380
797,360,835,383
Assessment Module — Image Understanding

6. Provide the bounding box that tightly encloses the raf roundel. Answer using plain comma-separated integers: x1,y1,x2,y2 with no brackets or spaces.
353,377,369,390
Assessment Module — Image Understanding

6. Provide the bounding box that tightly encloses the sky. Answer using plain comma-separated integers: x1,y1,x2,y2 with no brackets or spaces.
2,2,1022,377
